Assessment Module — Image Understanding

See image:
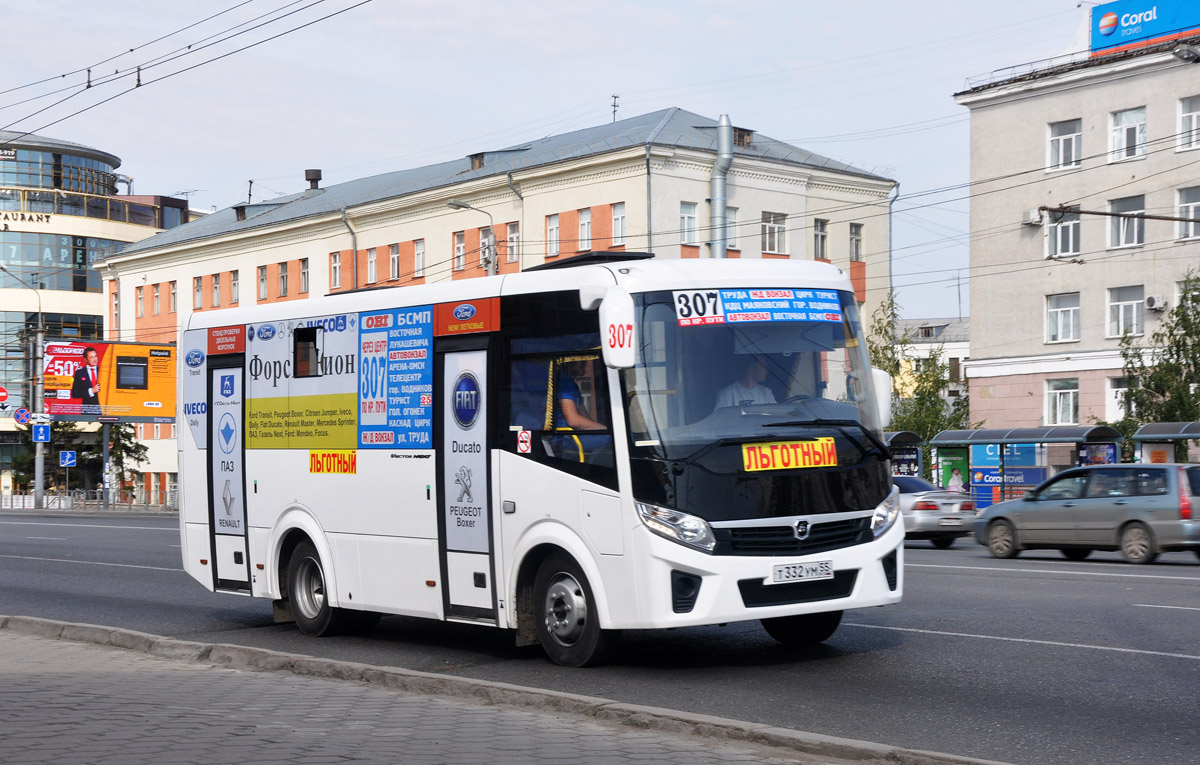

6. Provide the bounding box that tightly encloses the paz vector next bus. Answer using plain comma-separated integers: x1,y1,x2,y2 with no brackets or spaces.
178,253,902,666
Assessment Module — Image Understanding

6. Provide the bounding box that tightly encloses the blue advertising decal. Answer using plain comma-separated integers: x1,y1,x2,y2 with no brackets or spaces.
970,443,1038,468
1091,1,1200,54
674,288,843,327
970,467,1048,508
358,307,433,448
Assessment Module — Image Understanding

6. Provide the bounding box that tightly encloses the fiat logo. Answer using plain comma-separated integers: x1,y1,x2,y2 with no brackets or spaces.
794,520,810,541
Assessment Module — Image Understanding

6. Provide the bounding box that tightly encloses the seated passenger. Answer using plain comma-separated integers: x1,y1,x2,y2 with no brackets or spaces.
714,356,777,410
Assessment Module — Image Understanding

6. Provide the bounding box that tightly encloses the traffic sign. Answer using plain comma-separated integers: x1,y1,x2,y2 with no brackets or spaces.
32,424,50,443
14,408,31,425
60,450,76,468
0,385,8,403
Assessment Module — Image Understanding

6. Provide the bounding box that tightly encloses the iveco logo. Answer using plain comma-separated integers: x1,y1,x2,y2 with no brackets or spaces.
452,303,476,321
185,349,205,368
256,324,276,341
794,520,810,541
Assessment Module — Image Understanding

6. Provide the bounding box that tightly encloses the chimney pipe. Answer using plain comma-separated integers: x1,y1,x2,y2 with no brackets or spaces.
710,115,733,258
305,169,322,190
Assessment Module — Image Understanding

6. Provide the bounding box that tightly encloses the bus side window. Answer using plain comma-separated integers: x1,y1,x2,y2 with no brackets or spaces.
294,326,322,378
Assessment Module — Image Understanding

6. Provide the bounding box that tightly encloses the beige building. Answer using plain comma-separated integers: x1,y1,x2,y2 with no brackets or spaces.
954,37,1200,432
107,108,897,482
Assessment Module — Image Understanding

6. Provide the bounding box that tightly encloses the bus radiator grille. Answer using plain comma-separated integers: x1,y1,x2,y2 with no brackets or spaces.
714,518,871,556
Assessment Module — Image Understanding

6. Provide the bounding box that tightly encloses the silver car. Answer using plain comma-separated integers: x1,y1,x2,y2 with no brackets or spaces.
973,463,1200,564
894,475,976,548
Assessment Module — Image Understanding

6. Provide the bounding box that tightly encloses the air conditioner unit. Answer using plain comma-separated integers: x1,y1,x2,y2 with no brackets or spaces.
1022,208,1043,226
1145,294,1168,311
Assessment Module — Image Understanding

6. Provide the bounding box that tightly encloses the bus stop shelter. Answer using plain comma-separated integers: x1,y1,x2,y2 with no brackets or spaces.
929,426,1124,505
883,431,923,476
1131,422,1200,463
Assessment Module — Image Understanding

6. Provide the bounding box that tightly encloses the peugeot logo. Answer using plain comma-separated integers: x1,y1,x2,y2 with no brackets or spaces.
794,520,810,541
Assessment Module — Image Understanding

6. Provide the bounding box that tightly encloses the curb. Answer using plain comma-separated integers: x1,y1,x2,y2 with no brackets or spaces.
0,615,1009,765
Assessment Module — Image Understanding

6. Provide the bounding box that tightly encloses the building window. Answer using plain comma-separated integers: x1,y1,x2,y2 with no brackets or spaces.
258,266,268,300
153,423,160,439
330,253,341,289
414,239,425,277
169,281,177,313
726,207,738,250
152,284,160,315
1111,107,1146,161
762,212,786,254
193,277,202,309
1107,377,1132,422
136,286,144,317
547,214,559,256
1108,285,1145,337
1109,196,1145,247
212,274,220,307
1180,95,1200,150
454,231,465,270
389,244,399,280
1048,119,1082,169
680,202,697,245
1046,292,1080,342
813,218,828,260
366,248,377,284
506,222,519,263
480,226,494,268
137,424,144,440
300,259,308,293
612,202,625,246
849,222,863,262
578,208,591,250
1179,186,1200,239
1048,212,1080,258
279,262,288,296
1046,379,1079,425
231,270,239,304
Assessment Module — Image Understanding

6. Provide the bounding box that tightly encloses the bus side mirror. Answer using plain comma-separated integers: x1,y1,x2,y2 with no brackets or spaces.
871,367,891,426
599,286,636,369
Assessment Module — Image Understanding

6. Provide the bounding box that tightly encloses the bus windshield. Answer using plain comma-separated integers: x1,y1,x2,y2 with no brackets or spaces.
621,288,880,461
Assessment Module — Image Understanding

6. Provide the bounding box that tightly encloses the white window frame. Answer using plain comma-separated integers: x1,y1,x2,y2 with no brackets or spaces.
389,244,399,280
506,222,519,263
479,227,493,268
547,214,559,256
1179,95,1200,151
611,202,625,246
1045,378,1079,425
1109,196,1145,248
258,265,268,300
680,202,697,245
1047,213,1081,258
1179,186,1200,239
813,218,828,260
152,284,160,315
761,212,786,254
1048,119,1082,170
366,247,377,284
726,207,738,250
231,270,239,304
279,262,288,297
212,274,220,308
299,259,308,293
454,232,465,271
169,281,177,313
1107,285,1145,337
1106,377,1132,422
849,222,862,262
136,286,144,317
330,253,341,289
1046,292,1080,343
1110,107,1146,162
414,239,425,277
193,277,202,310
578,208,591,250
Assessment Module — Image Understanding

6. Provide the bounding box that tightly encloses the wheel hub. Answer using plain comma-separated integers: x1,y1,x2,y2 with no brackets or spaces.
294,557,325,620
543,573,587,646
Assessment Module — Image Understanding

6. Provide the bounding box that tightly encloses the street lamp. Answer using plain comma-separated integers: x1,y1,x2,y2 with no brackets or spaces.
446,199,496,276
0,263,45,509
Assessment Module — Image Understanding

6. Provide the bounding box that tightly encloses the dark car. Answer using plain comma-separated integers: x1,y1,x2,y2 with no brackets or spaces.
973,464,1200,564
894,475,975,548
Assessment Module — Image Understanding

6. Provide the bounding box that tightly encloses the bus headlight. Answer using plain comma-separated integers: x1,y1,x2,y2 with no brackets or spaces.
636,502,716,553
871,486,901,538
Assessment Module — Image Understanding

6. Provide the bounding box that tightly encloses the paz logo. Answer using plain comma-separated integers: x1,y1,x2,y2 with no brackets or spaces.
1098,11,1118,35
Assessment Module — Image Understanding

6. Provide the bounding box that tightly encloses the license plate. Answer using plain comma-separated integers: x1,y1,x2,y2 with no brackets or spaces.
770,559,833,584
939,518,962,526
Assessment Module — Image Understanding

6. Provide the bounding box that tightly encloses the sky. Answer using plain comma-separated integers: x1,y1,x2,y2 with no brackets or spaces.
3,1,1092,318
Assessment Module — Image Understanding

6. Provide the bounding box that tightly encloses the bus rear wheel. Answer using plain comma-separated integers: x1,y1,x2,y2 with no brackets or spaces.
288,541,345,636
534,552,619,667
761,610,843,646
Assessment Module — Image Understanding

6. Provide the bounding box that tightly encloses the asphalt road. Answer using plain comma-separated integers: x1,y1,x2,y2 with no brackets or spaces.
1,513,1197,764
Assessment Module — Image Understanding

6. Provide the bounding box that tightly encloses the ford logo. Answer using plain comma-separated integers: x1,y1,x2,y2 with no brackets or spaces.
452,303,477,321
256,324,276,341
185,349,205,368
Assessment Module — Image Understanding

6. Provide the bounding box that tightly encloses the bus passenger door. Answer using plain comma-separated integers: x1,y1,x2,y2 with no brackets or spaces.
207,355,250,592
436,344,497,622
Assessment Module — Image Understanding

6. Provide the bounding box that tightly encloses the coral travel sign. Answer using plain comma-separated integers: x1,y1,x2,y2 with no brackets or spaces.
1091,1,1200,56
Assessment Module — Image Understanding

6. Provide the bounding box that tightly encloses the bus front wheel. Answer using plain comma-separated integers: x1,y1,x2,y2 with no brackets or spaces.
533,552,619,667
761,610,843,646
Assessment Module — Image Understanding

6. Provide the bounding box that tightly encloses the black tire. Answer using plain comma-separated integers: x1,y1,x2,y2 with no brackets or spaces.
931,536,956,549
986,520,1019,559
1061,548,1092,561
761,610,843,646
287,541,348,636
533,552,619,667
1120,523,1158,565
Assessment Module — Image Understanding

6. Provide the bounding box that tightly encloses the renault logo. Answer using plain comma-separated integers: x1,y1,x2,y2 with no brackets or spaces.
794,520,810,540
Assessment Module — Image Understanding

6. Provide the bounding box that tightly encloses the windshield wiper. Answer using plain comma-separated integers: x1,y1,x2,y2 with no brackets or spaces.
762,418,891,459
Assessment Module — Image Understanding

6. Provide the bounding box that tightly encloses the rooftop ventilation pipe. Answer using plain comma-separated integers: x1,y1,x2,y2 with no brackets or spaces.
710,114,733,258
306,169,322,189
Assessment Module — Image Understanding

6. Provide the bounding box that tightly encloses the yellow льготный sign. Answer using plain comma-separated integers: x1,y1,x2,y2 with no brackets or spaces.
247,393,357,449
742,437,838,472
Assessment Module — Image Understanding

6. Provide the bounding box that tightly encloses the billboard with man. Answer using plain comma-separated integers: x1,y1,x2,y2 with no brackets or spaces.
43,341,176,422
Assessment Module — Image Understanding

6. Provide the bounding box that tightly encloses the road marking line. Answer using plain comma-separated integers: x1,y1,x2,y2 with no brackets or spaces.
1133,603,1200,612
844,623,1200,660
0,521,174,532
0,554,179,572
26,537,66,541
909,563,1200,581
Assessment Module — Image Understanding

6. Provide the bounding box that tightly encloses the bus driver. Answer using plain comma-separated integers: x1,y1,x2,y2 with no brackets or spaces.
714,355,777,410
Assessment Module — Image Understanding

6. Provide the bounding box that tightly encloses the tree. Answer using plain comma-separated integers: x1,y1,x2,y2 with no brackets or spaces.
1119,271,1200,461
103,423,149,492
